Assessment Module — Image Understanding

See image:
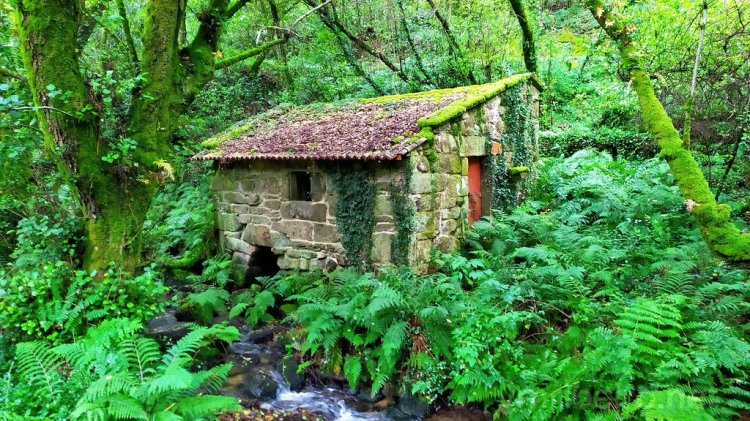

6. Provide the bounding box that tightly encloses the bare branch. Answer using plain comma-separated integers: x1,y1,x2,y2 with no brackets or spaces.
303,0,411,83
425,0,477,84
292,0,330,27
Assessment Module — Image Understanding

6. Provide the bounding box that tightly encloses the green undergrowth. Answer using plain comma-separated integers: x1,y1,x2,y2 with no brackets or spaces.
227,150,750,420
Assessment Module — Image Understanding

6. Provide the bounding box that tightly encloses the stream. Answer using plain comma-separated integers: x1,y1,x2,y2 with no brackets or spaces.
149,312,487,421
261,371,391,420
219,324,399,420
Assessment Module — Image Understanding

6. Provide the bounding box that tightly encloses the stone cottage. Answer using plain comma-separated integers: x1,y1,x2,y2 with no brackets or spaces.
195,73,541,276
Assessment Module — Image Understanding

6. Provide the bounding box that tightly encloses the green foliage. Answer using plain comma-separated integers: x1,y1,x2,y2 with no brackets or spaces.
144,164,216,272
234,151,750,418
2,320,241,420
326,165,377,270
0,263,167,344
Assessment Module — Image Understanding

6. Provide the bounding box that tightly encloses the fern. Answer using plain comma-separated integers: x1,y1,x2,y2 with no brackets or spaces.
623,389,715,421
14,341,63,397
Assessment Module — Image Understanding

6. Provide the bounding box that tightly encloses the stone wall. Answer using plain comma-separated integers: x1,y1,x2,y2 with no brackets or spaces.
212,160,406,278
405,81,540,273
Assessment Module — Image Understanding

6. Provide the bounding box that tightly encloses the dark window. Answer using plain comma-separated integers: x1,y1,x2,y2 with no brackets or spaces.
290,171,312,201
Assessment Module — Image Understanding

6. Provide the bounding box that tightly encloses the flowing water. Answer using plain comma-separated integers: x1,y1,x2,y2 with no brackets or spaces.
261,372,391,421
221,324,393,420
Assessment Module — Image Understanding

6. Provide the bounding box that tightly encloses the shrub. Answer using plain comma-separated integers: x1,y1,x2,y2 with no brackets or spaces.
0,263,167,344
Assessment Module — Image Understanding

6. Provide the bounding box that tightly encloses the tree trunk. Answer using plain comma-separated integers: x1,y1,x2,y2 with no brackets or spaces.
11,0,154,270
508,0,538,73
10,0,247,271
585,0,750,261
682,0,708,148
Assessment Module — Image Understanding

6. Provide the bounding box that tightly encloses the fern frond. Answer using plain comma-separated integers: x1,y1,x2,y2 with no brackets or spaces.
173,395,241,419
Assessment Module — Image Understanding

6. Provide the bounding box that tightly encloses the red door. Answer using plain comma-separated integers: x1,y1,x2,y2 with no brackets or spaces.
468,158,482,224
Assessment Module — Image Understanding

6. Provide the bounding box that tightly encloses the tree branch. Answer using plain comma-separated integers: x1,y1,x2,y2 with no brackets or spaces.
303,0,411,83
396,0,435,86
425,0,477,84
508,0,537,73
115,0,140,68
682,0,708,148
215,38,286,69
226,0,254,19
0,66,26,82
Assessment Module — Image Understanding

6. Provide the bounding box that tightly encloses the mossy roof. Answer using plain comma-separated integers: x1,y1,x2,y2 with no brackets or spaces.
195,73,536,162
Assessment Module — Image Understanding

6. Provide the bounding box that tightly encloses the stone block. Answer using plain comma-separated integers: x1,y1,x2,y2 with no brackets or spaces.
211,175,233,191
412,153,430,173
435,132,457,153
311,173,326,201
272,220,314,242
226,237,257,256
278,256,298,270
242,224,273,247
239,179,256,192
460,111,478,135
435,235,459,253
412,195,434,212
439,155,462,174
231,204,250,214
413,213,436,236
463,136,487,157
231,252,250,274
217,213,241,231
327,194,338,218
280,202,327,222
271,231,292,248
373,194,392,221
215,201,231,213
371,232,394,264
313,223,341,243
441,207,462,220
440,218,458,234
249,215,272,226
415,240,432,263
257,177,283,194
223,191,245,203
263,199,281,211
375,222,395,232
246,193,262,206
411,173,434,194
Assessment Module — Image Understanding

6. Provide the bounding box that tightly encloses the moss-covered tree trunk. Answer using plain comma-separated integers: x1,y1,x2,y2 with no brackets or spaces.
11,0,153,270
508,0,537,73
10,0,280,271
585,0,750,261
